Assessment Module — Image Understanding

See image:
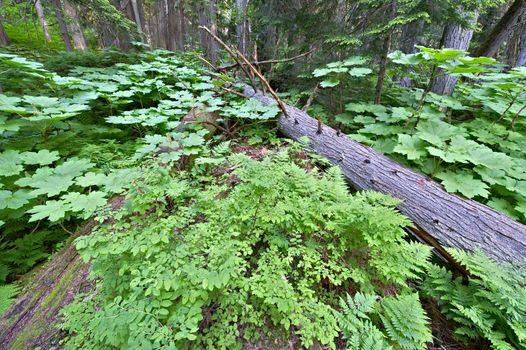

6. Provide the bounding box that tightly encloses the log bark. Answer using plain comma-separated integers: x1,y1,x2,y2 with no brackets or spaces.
0,224,95,350
244,86,526,264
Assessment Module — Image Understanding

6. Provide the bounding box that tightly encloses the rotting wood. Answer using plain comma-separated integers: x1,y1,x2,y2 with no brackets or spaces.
244,86,526,264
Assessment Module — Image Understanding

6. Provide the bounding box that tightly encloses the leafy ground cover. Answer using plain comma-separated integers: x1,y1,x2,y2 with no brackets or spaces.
1,49,525,349
306,47,526,223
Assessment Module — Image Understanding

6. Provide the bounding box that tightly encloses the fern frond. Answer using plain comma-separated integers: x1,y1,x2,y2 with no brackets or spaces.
380,293,432,350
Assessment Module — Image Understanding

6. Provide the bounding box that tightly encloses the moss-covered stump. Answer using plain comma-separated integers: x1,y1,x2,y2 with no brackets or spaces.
0,224,93,350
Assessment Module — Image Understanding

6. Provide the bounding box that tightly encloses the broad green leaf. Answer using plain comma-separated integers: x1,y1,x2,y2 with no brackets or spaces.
104,169,137,193
393,134,427,160
183,133,205,147
487,197,519,220
29,174,75,197
23,96,59,107
342,57,367,66
75,172,108,187
348,67,372,77
54,158,94,178
4,190,37,209
20,150,60,166
15,167,53,187
320,77,340,88
27,200,71,222
67,191,107,218
416,120,458,146
437,172,490,198
0,150,23,177
467,147,513,170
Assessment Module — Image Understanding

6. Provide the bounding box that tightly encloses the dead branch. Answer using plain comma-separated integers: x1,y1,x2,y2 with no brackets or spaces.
218,49,315,71
198,26,258,91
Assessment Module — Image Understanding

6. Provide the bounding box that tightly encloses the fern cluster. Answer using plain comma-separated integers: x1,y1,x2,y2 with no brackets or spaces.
336,292,432,350
61,147,433,349
423,249,526,350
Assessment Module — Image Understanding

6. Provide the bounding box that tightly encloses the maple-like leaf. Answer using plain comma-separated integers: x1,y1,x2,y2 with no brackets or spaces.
467,146,513,170
29,174,75,197
27,200,71,222
437,171,490,199
0,150,23,177
67,191,107,218
20,150,60,166
54,158,94,178
394,135,427,160
416,119,458,146
75,172,108,187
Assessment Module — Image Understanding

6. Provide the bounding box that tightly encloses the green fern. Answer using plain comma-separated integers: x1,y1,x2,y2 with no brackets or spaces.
380,293,433,350
423,250,526,349
0,284,20,314
336,292,431,350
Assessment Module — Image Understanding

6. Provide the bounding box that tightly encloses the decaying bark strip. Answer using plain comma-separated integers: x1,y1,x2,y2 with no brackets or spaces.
244,86,526,264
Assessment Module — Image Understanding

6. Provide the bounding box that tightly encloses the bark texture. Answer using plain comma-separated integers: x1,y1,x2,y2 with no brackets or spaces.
35,0,52,42
374,0,397,104
431,17,477,96
51,0,73,51
515,24,526,66
0,228,93,350
64,0,87,50
476,0,526,58
0,16,8,46
244,86,526,264
236,0,250,56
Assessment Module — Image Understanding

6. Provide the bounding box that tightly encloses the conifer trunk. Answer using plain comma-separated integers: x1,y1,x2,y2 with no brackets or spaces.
515,25,526,66
51,0,73,51
476,0,526,58
64,0,87,50
431,14,477,96
374,0,397,104
236,0,250,56
0,15,9,46
35,0,52,42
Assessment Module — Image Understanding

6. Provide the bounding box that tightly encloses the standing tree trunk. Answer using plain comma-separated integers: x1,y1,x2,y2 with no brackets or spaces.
198,0,218,64
64,0,87,50
431,14,478,96
516,27,526,66
374,0,397,104
166,0,177,50
0,15,9,46
236,0,250,56
34,0,52,42
476,0,526,58
175,0,185,50
130,0,145,39
51,0,73,51
396,20,425,87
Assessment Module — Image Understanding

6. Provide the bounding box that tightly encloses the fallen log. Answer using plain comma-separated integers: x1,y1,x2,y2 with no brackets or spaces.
244,86,526,264
0,222,94,350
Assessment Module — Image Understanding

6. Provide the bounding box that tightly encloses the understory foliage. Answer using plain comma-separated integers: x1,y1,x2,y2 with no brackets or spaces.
423,250,526,350
61,148,433,349
1,49,525,350
308,47,526,223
